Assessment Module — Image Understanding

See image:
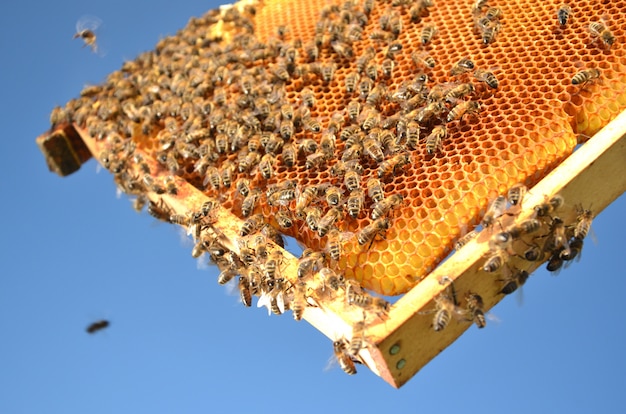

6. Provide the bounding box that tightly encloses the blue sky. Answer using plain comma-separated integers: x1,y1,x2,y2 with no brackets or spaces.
1,1,625,413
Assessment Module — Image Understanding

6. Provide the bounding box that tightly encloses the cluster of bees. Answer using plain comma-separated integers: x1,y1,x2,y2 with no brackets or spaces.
50,0,620,374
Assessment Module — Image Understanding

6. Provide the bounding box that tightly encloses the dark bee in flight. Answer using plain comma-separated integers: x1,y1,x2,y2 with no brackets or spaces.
86,319,110,334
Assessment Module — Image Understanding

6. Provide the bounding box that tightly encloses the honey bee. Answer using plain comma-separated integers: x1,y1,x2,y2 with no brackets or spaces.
147,200,172,222
363,135,384,163
556,4,572,26
465,292,486,329
480,21,501,44
304,41,319,61
305,151,327,170
297,250,326,279
544,217,571,258
562,237,584,262
331,40,354,58
279,119,294,140
347,287,390,316
482,195,507,228
500,268,529,295
483,248,509,273
240,214,265,237
304,206,322,231
410,52,436,70
203,166,221,190
546,251,564,272
471,0,488,15
363,0,375,15
366,83,386,107
86,319,109,334
366,178,385,203
378,152,410,179
218,266,239,285
344,169,362,193
589,21,616,49
425,125,448,155
258,154,276,180
416,101,446,124
431,294,459,332
326,228,352,260
421,25,437,45
358,217,390,246
238,276,252,307
572,68,601,87
358,77,374,99
241,190,260,217
164,176,178,195
348,319,366,356
533,194,564,217
295,185,319,217
142,175,166,195
347,188,365,219
303,116,322,133
281,143,297,167
384,42,403,59
318,207,343,237
372,194,403,220
447,100,481,123
300,87,316,107
324,186,342,206
73,15,102,54
449,58,475,76
347,100,362,122
498,219,541,242
345,71,360,93
574,205,594,240
381,58,395,77
507,183,528,206
333,339,357,375
321,63,337,83
291,279,308,321
389,12,403,37
474,68,499,89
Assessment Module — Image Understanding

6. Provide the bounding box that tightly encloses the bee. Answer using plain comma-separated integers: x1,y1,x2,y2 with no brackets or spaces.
326,228,347,260
300,87,316,107
416,101,446,124
545,217,571,258
390,12,403,37
546,251,564,272
147,200,172,222
291,280,307,321
281,143,297,167
411,52,436,69
218,266,238,286
465,292,486,329
363,136,384,163
273,210,293,229
481,21,501,44
295,185,319,217
304,206,322,231
203,166,221,190
321,63,337,83
356,49,375,73
165,152,179,174
303,116,322,133
574,205,594,240
331,41,354,58
297,250,326,279
484,7,502,21
347,189,365,219
142,175,166,195
483,248,509,272
378,152,410,178
425,125,448,155
258,154,276,180
280,103,294,121
366,178,385,203
455,229,479,250
324,186,342,206
363,0,375,15
236,177,251,198
344,169,362,193
328,111,345,133
533,194,564,217
572,68,601,87
500,268,529,295
482,195,507,228
358,77,374,99
471,0,488,15
372,194,403,220
499,218,542,241
474,68,499,89
402,121,420,149
164,176,178,195
305,151,327,170
523,244,543,262
333,339,357,375
431,294,458,332
507,183,528,206
241,190,260,217
86,319,110,334
304,41,319,61
347,288,390,315
556,4,572,26
73,15,102,54
562,237,584,262
319,267,345,291
320,132,336,157
409,3,425,22
279,119,294,140
589,21,615,49
447,101,481,123
267,185,296,207
347,100,362,122
132,195,147,213
358,217,390,246
348,320,366,356
345,71,360,94
450,58,475,76
318,207,343,237
361,108,381,131
238,276,252,307
366,83,386,107
421,25,437,45
240,214,265,237
384,42,403,60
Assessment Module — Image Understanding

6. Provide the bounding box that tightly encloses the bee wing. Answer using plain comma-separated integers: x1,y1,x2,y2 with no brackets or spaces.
76,15,102,33
257,291,272,316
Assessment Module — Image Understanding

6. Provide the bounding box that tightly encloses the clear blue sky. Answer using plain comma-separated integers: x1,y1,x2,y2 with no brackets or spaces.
1,1,625,413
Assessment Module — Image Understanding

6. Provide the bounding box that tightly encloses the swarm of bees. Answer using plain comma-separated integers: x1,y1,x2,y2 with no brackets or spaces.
49,0,625,376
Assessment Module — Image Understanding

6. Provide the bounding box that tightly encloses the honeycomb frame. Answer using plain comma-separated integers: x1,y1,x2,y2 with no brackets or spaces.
36,0,626,387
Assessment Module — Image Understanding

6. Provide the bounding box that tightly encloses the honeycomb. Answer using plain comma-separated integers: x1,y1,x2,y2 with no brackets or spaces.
47,0,626,295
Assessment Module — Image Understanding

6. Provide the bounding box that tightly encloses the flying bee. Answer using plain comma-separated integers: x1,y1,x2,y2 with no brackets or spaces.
358,217,390,246
500,268,529,295
240,214,265,237
325,186,343,206
450,58,475,76
275,210,294,229
347,189,365,219
556,4,572,26
426,125,448,155
318,207,343,237
481,196,507,229
465,292,486,329
304,206,322,231
333,339,357,375
411,52,436,69
241,190,260,217
589,21,615,49
574,205,594,240
507,183,528,206
363,136,384,163
378,152,410,179
344,169,362,193
421,25,437,45
86,319,110,334
372,194,403,220
474,68,499,89
572,68,601,87
533,194,564,217
447,100,481,123
73,15,102,54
